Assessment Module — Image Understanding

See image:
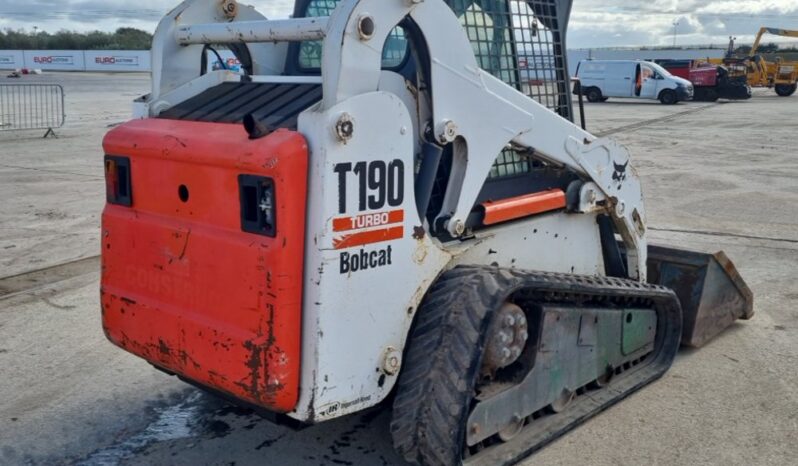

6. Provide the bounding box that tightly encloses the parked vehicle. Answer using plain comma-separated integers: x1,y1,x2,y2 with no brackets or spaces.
710,28,798,97
575,59,694,104
656,59,752,101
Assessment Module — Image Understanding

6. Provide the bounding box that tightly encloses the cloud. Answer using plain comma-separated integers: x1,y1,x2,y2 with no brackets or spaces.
570,0,798,47
0,0,295,30
697,15,729,36
1,0,797,49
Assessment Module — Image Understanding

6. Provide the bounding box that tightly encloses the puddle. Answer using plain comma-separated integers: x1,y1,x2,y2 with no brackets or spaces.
76,391,204,466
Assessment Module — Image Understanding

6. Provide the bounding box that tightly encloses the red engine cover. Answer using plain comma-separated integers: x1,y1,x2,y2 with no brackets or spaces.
665,65,691,81
101,119,308,412
689,67,718,87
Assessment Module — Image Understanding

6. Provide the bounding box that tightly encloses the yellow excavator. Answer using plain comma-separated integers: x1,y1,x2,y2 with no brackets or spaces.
713,27,798,97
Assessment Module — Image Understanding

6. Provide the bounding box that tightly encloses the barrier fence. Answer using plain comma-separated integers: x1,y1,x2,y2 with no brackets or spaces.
0,50,151,72
0,84,65,137
1,48,727,76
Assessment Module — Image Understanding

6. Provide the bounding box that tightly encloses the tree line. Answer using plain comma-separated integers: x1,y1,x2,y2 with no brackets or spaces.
735,43,797,54
0,28,152,50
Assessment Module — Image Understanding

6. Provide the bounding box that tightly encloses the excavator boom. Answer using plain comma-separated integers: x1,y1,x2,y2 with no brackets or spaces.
751,27,798,56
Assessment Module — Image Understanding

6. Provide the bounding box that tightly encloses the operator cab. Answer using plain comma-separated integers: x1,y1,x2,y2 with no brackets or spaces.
161,0,579,238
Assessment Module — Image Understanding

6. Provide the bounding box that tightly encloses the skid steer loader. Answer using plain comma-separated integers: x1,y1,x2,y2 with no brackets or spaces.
100,0,753,464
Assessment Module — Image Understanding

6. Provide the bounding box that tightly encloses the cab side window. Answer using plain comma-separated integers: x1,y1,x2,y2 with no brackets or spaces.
457,2,516,85
298,0,408,69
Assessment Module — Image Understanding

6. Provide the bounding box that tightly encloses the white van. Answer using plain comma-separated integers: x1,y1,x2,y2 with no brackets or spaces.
575,60,694,104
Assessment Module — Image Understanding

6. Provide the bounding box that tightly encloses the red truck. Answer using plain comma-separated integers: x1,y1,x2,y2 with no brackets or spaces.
656,60,752,101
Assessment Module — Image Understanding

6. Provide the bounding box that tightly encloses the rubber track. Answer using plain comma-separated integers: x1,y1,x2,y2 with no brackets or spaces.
390,265,682,466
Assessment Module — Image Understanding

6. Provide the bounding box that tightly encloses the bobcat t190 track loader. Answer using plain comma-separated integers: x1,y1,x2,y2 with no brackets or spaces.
100,1,754,464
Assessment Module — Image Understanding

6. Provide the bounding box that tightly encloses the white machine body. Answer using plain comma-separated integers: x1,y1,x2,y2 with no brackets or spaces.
136,0,649,423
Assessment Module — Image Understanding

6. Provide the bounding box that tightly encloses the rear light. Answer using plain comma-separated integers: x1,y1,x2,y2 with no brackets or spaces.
104,155,132,206
239,175,276,237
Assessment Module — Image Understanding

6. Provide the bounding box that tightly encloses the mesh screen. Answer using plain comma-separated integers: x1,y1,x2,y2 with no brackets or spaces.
452,0,570,118
299,0,408,69
297,0,337,68
297,0,571,179
450,0,570,178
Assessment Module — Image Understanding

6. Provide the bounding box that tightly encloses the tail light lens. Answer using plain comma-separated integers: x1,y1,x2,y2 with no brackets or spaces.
239,175,276,237
104,155,132,206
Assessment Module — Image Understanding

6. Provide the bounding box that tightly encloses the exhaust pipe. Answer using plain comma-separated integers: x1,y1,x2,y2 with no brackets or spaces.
243,114,270,140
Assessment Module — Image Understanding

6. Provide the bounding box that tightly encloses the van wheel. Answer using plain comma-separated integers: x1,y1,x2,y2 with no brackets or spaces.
775,83,797,97
659,90,677,105
586,88,603,103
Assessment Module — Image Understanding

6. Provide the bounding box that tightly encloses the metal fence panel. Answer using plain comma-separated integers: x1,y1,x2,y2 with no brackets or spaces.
0,84,65,136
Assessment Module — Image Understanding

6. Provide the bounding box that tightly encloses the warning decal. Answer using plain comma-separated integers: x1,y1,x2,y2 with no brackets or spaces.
333,226,404,250
332,209,404,249
333,209,404,232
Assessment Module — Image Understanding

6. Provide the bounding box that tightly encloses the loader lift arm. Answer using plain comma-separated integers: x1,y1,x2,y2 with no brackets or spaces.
173,0,648,280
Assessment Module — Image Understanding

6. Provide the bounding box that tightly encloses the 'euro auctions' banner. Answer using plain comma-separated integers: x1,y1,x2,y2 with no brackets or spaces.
0,51,24,69
23,50,85,70
0,50,151,71
84,51,151,71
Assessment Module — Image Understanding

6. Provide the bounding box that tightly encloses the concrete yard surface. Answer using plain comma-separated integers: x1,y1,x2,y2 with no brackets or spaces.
1,73,797,466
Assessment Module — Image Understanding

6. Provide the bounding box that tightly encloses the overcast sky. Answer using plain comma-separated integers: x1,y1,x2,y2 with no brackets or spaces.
1,0,798,49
